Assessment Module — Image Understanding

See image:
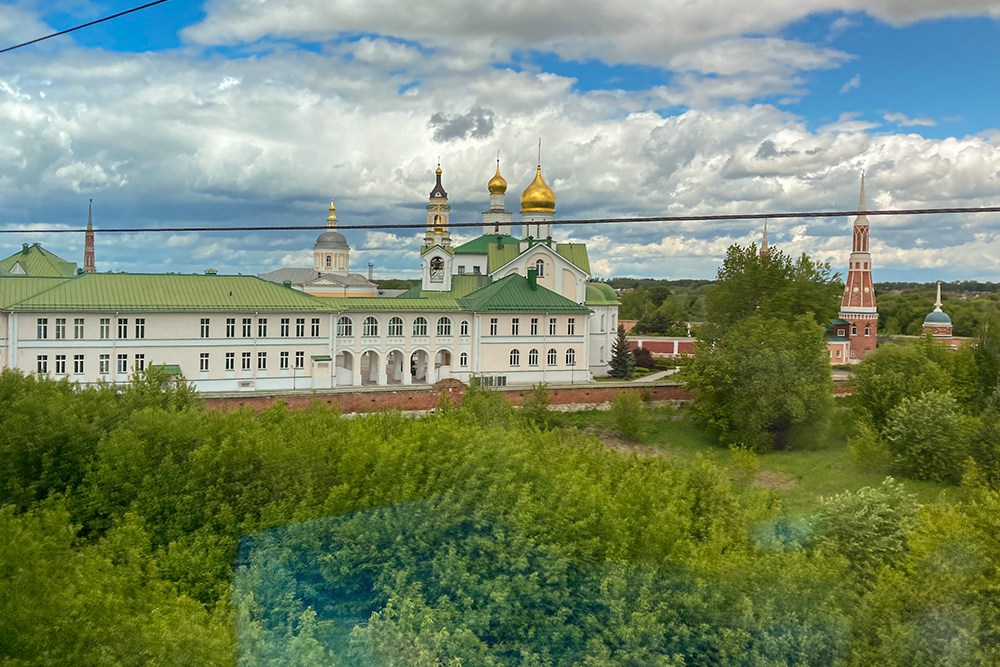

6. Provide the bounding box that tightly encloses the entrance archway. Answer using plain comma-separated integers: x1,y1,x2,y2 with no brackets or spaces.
386,350,406,385
410,350,430,384
434,349,453,383
360,350,380,385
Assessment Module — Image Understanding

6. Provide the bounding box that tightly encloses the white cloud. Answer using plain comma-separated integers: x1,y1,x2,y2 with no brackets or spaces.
817,112,879,133
840,73,861,93
883,112,936,127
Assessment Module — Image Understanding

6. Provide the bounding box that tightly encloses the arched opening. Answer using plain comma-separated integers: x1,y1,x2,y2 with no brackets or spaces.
325,255,332,268
360,350,380,385
335,350,354,385
386,350,406,385
434,349,453,382
410,350,430,384
535,258,545,277
430,257,445,283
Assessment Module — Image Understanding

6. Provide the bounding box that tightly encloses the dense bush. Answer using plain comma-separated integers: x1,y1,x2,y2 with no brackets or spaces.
609,391,647,442
884,391,970,484
632,346,656,369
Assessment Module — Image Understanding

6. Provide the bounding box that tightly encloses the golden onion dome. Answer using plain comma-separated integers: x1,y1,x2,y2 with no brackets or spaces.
520,166,555,212
488,162,507,194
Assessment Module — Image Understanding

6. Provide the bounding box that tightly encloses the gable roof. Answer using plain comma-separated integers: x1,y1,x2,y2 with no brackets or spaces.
458,274,591,314
555,243,590,274
487,243,522,273
0,244,78,277
0,277,71,309
4,273,332,312
258,268,375,288
453,234,520,255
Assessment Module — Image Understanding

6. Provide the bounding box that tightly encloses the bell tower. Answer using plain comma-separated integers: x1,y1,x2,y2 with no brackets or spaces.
424,161,451,248
839,173,878,361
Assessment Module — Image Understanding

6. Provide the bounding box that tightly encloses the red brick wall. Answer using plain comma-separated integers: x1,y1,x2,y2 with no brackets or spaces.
202,383,693,414
626,339,695,355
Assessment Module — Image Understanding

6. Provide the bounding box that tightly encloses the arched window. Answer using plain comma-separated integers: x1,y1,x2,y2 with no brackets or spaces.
510,349,520,366
528,349,539,366
600,345,605,363
336,316,353,337
566,348,576,366
413,317,428,337
460,320,469,337
459,352,468,367
535,258,545,277
437,317,452,336
547,348,557,366
430,257,444,282
325,255,332,268
362,317,378,337
600,314,605,331
865,325,871,336
388,317,403,337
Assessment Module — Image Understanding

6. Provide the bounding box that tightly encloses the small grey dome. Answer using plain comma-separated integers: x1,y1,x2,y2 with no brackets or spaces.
924,310,952,325
315,230,348,247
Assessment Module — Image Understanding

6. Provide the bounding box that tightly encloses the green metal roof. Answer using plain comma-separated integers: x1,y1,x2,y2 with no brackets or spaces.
311,354,332,361
420,245,455,255
487,243,521,273
5,273,332,312
924,310,952,325
0,277,71,309
829,318,850,326
826,335,850,343
316,297,463,312
585,282,620,305
394,275,492,300
0,244,78,277
555,243,590,274
458,274,591,314
153,364,183,375
453,234,520,255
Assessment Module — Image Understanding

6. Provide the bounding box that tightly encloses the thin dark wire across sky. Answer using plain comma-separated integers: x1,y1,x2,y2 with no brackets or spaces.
0,0,173,55
1,205,999,234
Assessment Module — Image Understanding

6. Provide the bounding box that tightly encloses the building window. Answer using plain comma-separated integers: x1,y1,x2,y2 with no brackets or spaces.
258,352,267,370
413,317,428,336
55,318,66,340
838,329,845,337
296,318,306,337
530,318,538,335
511,318,519,335
226,318,236,338
280,351,289,369
135,318,145,339
73,355,84,374
99,354,109,374
55,355,66,374
547,348,557,366
528,349,539,366
200,353,209,372
836,350,841,359
600,314,605,332
850,349,857,358
225,352,235,371
362,317,378,337
460,320,469,337
549,318,557,335
100,318,110,339
490,318,498,336
201,318,211,338
535,259,545,277
280,318,290,337
311,318,320,337
74,318,84,339
510,349,520,366
242,318,252,337
326,255,332,268
865,325,871,336
295,351,305,369
134,354,145,371
241,352,251,370
460,352,468,367
117,354,128,373
429,256,445,283
458,265,466,274
118,318,128,339
36,318,48,339
567,318,576,335
36,355,48,373
337,317,353,337
437,317,452,337
566,349,576,366
258,318,267,338
473,266,481,275
851,325,858,336
388,317,404,337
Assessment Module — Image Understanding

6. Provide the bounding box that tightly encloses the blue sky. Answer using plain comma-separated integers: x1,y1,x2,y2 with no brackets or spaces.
1,0,1000,281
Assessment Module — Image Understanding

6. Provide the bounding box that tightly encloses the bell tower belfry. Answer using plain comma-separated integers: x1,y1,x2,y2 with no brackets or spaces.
424,161,452,248
839,173,878,361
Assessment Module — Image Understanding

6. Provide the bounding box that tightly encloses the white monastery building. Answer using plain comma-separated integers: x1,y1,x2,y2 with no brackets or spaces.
0,157,620,392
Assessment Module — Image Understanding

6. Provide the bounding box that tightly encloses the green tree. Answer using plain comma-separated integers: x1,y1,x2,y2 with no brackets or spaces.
884,390,969,484
852,343,953,432
684,314,834,451
608,324,636,379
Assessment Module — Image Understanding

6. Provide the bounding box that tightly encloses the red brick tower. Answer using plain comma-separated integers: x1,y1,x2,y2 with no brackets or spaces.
839,174,877,361
83,199,96,273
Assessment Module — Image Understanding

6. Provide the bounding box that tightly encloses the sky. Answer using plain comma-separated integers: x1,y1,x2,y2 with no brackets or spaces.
1,0,1000,282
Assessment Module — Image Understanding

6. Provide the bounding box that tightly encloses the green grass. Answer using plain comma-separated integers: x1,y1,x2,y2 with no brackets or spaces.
560,406,957,515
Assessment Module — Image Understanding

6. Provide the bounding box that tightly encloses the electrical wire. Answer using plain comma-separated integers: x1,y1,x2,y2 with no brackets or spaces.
0,0,173,55
2,205,1000,234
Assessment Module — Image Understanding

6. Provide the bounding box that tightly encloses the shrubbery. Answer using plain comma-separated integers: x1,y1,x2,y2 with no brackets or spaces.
884,390,970,484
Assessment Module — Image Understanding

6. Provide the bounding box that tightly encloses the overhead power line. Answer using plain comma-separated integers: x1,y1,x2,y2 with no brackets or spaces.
2,205,1000,234
0,0,173,55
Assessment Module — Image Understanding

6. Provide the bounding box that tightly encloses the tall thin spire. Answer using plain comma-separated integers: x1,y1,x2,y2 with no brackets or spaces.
858,169,867,212
537,138,542,167
83,199,96,273
933,281,943,312
760,219,769,257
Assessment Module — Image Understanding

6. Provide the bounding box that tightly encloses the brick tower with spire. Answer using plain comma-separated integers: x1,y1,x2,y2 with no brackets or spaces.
83,199,96,273
839,174,877,361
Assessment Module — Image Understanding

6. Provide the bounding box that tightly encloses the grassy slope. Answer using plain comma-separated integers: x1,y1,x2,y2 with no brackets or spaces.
560,407,956,516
